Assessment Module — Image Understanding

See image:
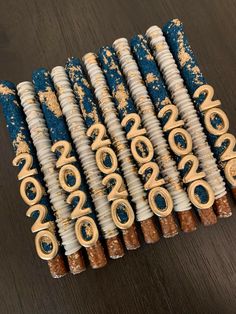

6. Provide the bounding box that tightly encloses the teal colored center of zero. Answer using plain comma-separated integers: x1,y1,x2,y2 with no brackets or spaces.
155,193,167,211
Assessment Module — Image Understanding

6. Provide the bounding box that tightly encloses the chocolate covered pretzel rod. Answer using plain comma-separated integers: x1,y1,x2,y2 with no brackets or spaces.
163,19,236,202
0,81,67,278
51,66,124,258
16,82,85,274
83,53,160,243
65,57,140,249
146,25,231,218
113,38,197,232
131,35,217,226
98,47,179,237
32,68,107,268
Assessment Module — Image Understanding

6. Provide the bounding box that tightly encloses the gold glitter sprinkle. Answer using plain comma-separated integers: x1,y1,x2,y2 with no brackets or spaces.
146,73,156,84
173,19,181,26
38,87,62,118
177,31,191,67
115,83,129,110
0,84,15,95
75,84,85,99
13,132,30,155
146,54,153,61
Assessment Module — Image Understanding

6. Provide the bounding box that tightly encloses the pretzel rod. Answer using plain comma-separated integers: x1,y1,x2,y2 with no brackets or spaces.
163,19,236,202
83,52,160,243
16,82,85,275
65,57,140,249
0,81,68,278
113,38,197,232
32,68,107,268
51,66,124,259
98,47,179,237
146,25,231,218
130,35,217,226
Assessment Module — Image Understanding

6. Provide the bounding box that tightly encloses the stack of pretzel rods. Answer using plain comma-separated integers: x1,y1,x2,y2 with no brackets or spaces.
0,19,234,278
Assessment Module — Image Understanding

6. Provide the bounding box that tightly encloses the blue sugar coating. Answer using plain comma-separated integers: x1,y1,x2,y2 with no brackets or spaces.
0,81,55,250
163,19,228,165
130,35,171,108
98,46,138,133
65,57,103,128
32,68,96,219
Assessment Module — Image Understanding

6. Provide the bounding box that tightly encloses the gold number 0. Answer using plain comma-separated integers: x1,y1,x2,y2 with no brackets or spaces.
87,123,111,151
111,199,135,229
204,107,229,136
96,146,118,174
20,177,44,206
35,230,59,260
26,204,52,233
121,113,146,140
225,158,236,186
168,127,192,157
193,84,221,112
158,104,184,132
148,187,173,217
51,140,76,168
13,153,38,180
187,179,215,209
131,135,154,164
75,216,99,247
59,164,81,193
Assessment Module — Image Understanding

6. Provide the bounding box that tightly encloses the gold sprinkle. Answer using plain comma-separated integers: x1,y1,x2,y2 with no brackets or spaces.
38,87,62,118
13,132,30,155
177,32,191,67
146,73,156,84
173,19,181,26
115,83,129,110
0,84,15,95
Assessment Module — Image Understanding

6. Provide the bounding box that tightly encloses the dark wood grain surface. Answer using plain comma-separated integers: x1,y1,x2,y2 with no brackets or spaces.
0,0,236,313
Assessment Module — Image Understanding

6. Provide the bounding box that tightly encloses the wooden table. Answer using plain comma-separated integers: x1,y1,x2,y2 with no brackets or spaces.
0,0,236,313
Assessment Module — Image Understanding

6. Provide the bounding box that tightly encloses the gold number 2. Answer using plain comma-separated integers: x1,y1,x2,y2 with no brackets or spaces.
121,113,146,140
51,140,76,168
13,153,38,180
193,84,221,112
26,204,52,233
87,123,111,151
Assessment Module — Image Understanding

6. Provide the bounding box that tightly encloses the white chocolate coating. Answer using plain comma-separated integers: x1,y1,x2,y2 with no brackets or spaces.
17,81,81,256
83,53,154,221
146,26,226,199
113,38,192,212
51,66,118,238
